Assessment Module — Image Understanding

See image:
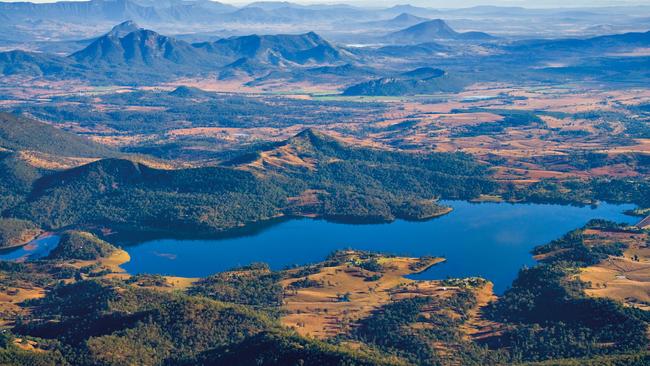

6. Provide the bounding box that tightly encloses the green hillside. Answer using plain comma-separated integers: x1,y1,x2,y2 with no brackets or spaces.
10,130,496,233
47,231,116,261
0,113,115,157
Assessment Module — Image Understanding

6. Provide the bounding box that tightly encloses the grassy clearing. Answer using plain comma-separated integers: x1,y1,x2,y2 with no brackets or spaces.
280,253,451,338
579,229,650,310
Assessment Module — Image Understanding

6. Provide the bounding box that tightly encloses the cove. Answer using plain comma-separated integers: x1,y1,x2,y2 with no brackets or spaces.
0,235,60,262
120,201,638,293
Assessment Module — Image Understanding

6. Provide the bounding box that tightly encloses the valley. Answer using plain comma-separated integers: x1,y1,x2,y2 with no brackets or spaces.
0,1,649,365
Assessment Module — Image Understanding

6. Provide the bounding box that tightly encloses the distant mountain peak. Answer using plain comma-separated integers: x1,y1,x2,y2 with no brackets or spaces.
304,31,325,42
387,18,493,44
393,13,425,22
70,27,205,69
209,32,345,66
413,19,456,35
169,85,208,98
293,127,327,141
109,20,142,38
228,128,347,173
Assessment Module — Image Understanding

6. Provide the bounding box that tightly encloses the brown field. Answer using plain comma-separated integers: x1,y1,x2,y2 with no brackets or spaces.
602,138,650,155
64,249,131,281
89,134,155,147
278,252,493,339
12,337,45,353
2,77,649,181
460,282,503,341
0,285,45,327
18,150,100,170
579,229,650,310
163,276,197,290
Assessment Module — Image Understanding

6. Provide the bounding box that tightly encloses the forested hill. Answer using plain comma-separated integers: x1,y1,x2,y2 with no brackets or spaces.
0,113,115,157
231,128,487,179
1,121,648,236
0,113,119,212
5,129,496,234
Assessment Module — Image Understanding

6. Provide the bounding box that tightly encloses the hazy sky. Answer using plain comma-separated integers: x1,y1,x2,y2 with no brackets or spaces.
1,0,649,7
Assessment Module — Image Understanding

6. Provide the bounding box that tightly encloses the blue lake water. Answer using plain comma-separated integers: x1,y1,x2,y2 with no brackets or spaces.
0,235,60,262
119,201,638,293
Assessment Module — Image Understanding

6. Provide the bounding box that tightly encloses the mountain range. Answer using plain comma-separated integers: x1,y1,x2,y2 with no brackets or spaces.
1,19,649,87
0,22,351,83
0,1,647,46
509,30,650,55
0,0,375,28
196,32,350,67
0,0,237,25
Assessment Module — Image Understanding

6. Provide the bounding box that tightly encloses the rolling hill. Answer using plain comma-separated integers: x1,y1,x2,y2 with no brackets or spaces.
0,50,82,77
508,30,650,55
343,67,467,96
0,113,118,210
0,113,114,158
7,129,494,232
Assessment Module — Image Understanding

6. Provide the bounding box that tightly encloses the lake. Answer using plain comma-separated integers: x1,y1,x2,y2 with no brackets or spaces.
118,201,638,293
0,235,60,262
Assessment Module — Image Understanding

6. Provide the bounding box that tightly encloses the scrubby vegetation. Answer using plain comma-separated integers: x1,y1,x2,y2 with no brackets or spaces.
0,332,66,366
9,158,289,233
0,152,42,211
189,264,284,308
521,352,650,366
0,232,648,365
450,109,546,137
15,280,276,366
11,92,386,134
349,292,507,365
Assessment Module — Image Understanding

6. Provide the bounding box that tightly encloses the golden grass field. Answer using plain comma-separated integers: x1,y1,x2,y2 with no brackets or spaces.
579,229,650,311
278,252,494,340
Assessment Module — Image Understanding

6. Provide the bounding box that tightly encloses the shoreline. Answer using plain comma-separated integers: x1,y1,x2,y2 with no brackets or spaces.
408,257,447,276
103,204,457,244
0,231,51,252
